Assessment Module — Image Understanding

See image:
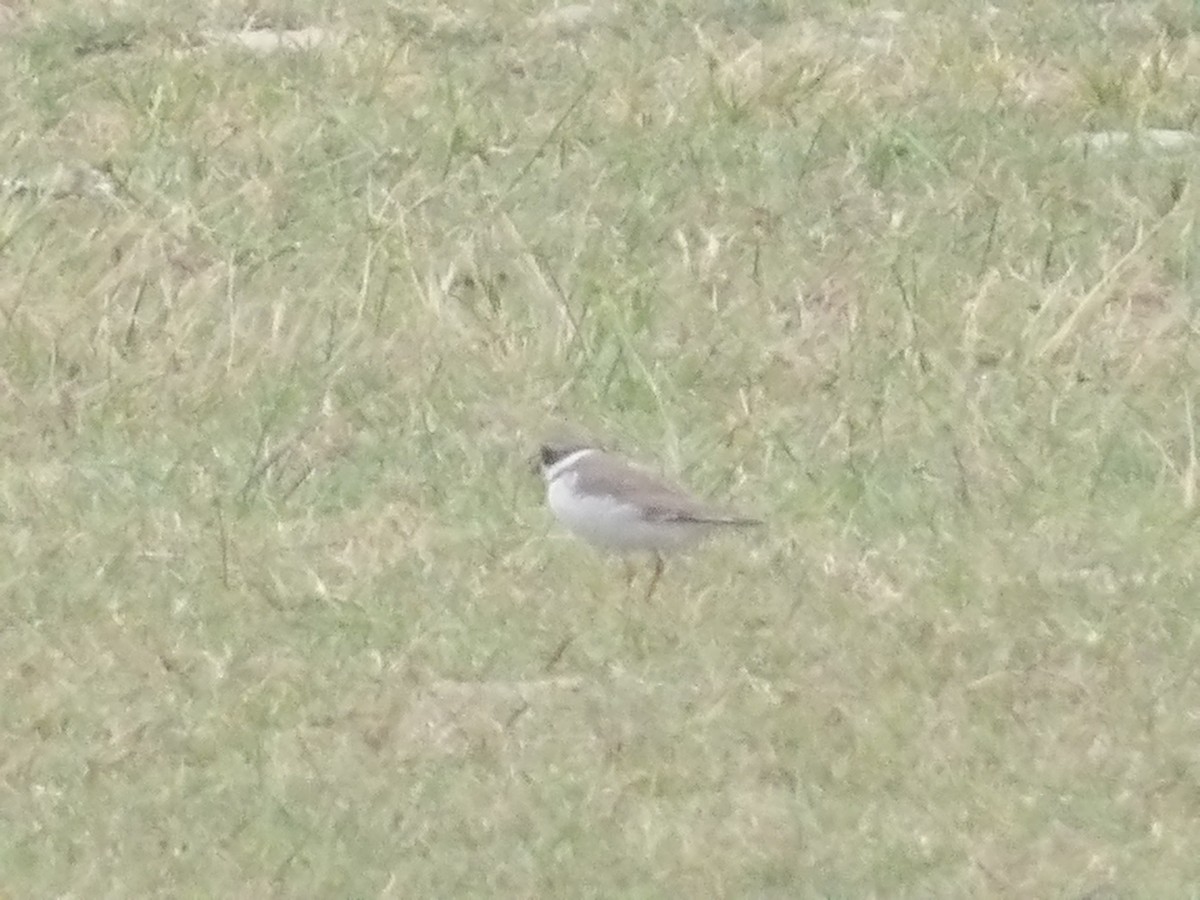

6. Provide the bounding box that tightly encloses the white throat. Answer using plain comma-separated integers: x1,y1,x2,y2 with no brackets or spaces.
543,448,596,484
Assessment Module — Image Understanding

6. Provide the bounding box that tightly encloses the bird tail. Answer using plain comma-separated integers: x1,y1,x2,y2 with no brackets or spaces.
678,514,762,527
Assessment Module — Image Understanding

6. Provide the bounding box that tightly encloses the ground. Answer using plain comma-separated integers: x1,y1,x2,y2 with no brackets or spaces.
1,0,1199,895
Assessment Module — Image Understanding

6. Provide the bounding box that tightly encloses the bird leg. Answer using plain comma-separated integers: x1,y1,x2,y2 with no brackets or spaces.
644,553,664,602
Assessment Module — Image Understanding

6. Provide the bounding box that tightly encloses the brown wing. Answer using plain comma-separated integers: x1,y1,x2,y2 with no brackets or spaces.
578,458,758,525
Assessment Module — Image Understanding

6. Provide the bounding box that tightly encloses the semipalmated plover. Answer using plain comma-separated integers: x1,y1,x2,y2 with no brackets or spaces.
535,441,760,599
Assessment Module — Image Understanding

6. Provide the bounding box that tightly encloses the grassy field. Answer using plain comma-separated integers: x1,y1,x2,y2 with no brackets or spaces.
2,0,1199,894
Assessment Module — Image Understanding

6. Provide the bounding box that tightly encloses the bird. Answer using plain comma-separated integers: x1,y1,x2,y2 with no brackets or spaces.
533,440,761,600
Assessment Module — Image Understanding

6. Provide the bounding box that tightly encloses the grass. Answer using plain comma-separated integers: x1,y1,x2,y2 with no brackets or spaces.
1,0,1199,894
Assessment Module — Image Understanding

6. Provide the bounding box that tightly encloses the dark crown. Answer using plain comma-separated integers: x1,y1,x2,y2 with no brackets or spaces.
538,442,591,469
